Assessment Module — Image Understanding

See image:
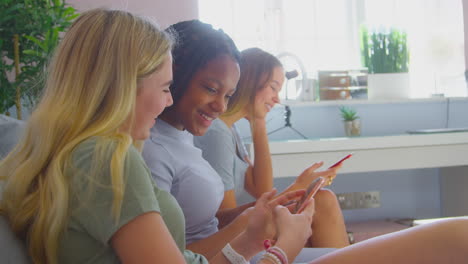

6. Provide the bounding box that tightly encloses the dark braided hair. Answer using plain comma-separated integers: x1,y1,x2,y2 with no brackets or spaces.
164,20,240,108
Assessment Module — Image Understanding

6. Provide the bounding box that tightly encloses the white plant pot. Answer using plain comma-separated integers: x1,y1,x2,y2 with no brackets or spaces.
344,119,361,137
367,72,410,100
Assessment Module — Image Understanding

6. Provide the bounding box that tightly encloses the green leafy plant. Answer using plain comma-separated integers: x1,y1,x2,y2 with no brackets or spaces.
339,106,359,121
361,25,409,74
0,0,79,119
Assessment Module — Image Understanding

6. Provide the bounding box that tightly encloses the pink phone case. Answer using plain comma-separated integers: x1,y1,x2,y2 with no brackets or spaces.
295,177,326,213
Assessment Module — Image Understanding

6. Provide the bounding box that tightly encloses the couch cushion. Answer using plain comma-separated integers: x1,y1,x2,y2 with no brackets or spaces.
0,114,25,160
0,115,30,262
0,215,31,263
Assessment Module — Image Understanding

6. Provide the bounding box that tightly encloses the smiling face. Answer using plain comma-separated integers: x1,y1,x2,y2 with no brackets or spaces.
131,54,173,140
168,54,240,136
253,66,285,117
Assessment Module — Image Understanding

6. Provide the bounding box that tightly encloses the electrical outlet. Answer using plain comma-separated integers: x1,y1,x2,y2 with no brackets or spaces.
336,192,355,210
355,191,381,209
336,191,381,210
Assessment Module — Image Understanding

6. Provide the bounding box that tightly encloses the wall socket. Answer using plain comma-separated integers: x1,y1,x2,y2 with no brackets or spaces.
336,191,381,210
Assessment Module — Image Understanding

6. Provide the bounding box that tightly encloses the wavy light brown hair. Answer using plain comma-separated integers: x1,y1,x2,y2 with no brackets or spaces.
223,47,282,116
0,9,172,264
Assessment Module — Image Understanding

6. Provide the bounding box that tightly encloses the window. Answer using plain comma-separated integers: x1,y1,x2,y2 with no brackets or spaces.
199,0,466,100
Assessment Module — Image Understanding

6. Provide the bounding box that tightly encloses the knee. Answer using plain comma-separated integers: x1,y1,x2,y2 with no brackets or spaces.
314,189,341,215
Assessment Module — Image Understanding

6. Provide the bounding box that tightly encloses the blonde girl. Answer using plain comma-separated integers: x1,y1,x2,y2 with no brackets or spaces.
0,9,309,264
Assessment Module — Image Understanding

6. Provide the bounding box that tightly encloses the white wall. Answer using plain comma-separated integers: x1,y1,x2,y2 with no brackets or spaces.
464,0,468,71
67,0,199,28
69,0,468,73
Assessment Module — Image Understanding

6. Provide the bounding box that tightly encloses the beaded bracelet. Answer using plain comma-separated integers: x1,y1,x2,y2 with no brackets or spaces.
260,252,282,264
221,243,249,264
267,246,288,264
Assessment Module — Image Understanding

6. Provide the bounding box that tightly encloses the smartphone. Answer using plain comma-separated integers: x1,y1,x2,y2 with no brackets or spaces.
328,153,353,169
295,177,326,213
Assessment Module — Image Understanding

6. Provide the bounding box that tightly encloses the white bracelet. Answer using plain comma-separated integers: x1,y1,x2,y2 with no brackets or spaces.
269,246,288,264
260,252,282,264
221,243,249,264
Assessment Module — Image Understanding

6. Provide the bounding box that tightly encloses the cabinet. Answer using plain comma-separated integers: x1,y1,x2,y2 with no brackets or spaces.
318,69,368,100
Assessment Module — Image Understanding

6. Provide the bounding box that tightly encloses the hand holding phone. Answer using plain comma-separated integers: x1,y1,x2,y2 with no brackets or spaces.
324,153,353,186
295,177,326,213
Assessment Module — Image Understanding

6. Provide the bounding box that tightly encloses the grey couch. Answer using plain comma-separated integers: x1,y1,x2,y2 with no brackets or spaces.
0,114,25,160
0,114,30,263
0,216,30,263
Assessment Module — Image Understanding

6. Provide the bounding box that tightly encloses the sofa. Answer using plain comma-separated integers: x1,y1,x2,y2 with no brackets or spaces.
0,114,30,263
0,114,25,160
0,216,30,263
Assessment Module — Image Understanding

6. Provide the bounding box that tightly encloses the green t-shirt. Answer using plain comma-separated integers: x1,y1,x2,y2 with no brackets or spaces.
59,138,207,264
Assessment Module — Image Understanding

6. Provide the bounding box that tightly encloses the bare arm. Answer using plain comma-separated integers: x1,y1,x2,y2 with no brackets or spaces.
243,118,339,200
217,118,271,211
281,162,340,194
216,198,255,228
209,231,264,263
221,189,312,264
111,212,187,264
310,217,468,264
244,118,273,198
111,211,260,264
187,190,310,261
186,208,250,260
219,189,238,210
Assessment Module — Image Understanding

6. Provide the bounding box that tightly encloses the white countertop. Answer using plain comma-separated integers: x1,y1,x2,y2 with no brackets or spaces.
248,132,468,177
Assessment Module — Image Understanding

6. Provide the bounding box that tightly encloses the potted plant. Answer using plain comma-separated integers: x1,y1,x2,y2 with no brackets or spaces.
339,106,360,137
361,25,410,100
0,0,78,119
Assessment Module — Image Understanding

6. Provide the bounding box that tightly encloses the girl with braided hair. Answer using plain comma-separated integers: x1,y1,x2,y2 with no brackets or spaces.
142,20,248,258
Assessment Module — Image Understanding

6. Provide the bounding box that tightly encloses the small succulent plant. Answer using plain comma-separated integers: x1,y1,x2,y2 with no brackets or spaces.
339,106,359,121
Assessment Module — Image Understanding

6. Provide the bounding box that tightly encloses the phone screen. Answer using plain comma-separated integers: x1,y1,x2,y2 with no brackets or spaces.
295,177,326,213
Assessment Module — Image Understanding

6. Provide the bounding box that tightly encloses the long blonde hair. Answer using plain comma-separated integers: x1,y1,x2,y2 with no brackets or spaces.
0,9,172,264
